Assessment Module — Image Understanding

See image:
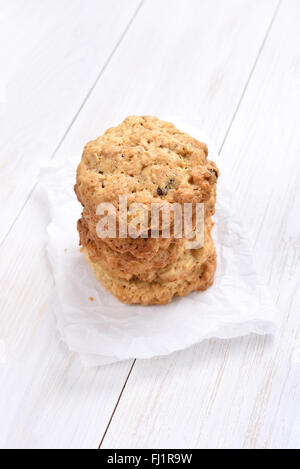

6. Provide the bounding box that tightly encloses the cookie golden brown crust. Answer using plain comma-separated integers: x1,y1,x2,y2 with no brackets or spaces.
82,246,217,305
75,115,218,209
79,217,214,283
74,115,218,256
75,116,219,305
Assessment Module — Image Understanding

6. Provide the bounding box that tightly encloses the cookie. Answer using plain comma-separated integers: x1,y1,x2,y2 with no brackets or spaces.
75,116,219,304
82,246,217,305
79,215,214,283
75,116,218,256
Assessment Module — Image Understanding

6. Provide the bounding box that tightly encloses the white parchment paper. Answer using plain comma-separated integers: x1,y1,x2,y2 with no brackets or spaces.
40,121,278,366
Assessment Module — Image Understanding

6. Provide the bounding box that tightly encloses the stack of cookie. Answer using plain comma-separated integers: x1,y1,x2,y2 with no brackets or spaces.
74,116,219,305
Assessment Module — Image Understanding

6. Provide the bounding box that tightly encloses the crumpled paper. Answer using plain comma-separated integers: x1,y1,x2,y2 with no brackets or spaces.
40,121,278,367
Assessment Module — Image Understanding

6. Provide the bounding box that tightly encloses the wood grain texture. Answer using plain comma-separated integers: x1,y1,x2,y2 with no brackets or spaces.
101,0,300,449
48,0,278,156
0,0,141,244
0,193,134,449
1,0,294,449
0,0,141,449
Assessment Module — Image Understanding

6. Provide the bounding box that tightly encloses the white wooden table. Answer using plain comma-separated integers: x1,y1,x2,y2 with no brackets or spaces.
0,0,300,449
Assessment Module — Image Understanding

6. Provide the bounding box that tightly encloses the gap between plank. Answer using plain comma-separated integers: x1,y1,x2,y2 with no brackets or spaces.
0,0,145,251
97,0,283,450
218,0,282,155
98,359,136,449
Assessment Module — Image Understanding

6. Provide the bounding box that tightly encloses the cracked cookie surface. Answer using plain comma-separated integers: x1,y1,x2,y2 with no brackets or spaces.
75,116,219,304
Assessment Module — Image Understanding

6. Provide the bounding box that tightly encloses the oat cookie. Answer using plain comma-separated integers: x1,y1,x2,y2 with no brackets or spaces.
75,116,219,305
75,116,218,255
82,246,217,305
79,216,214,283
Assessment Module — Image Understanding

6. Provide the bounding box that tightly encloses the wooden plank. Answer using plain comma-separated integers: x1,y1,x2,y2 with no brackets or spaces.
0,193,134,449
0,0,279,448
0,0,141,449
48,0,279,157
102,0,300,449
0,0,141,245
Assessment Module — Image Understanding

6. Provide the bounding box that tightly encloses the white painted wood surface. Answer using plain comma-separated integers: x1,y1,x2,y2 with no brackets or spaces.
0,0,141,244
1,0,299,449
